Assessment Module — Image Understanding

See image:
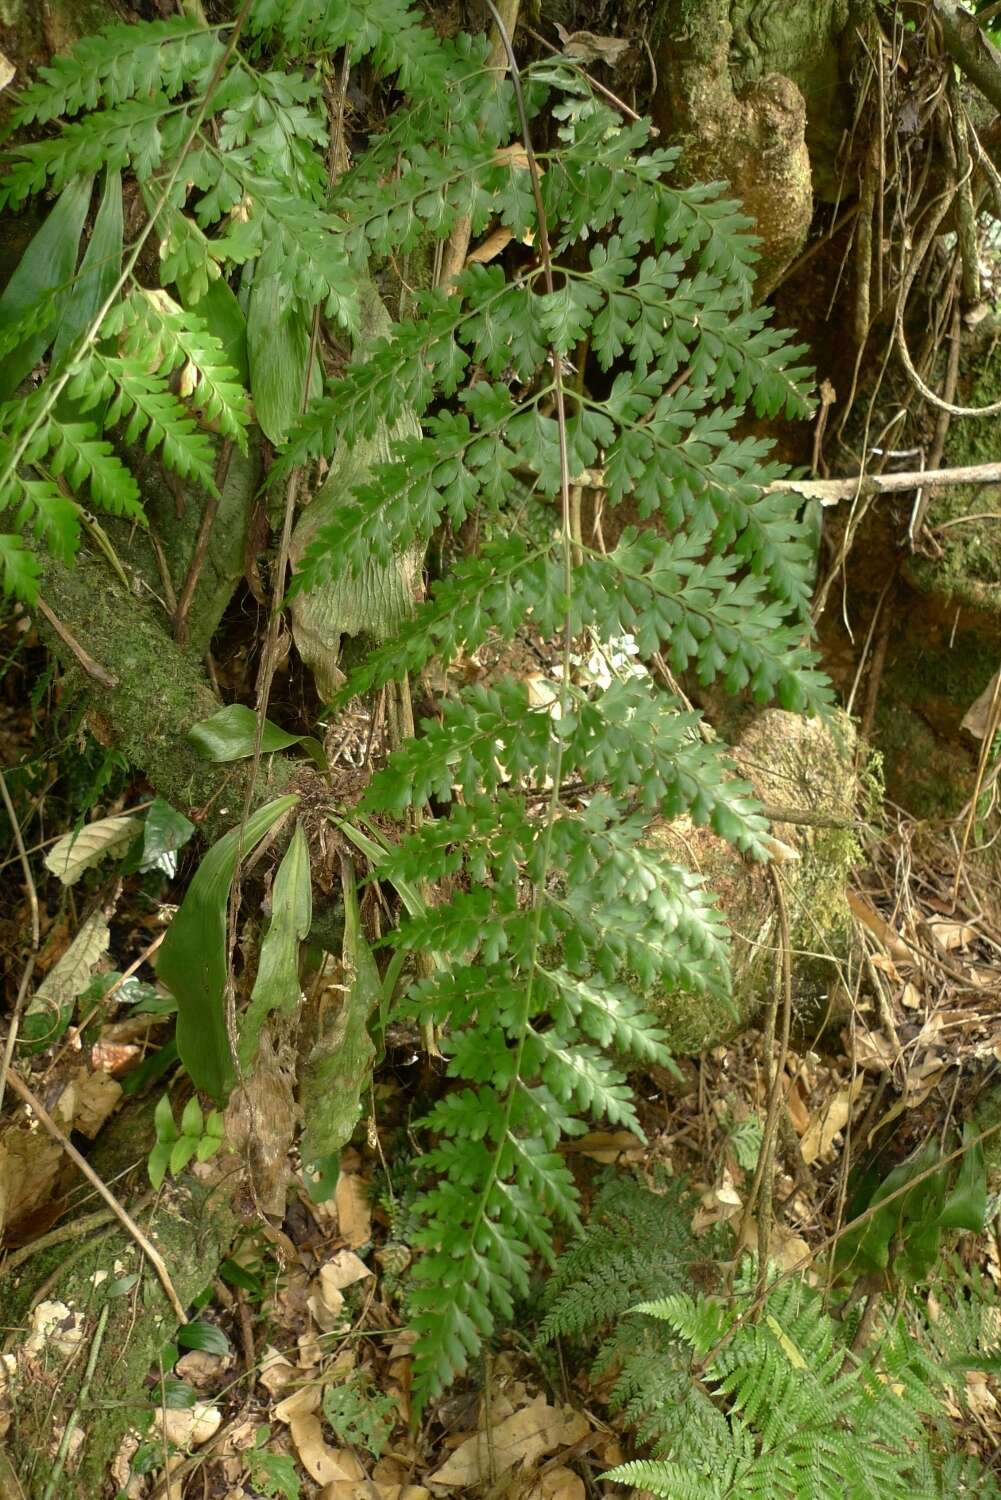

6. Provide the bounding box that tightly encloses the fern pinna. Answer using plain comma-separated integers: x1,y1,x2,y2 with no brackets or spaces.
3,4,828,1409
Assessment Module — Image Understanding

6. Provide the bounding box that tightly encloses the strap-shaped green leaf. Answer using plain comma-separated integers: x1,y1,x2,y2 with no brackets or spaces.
51,167,122,373
0,173,93,399
239,822,312,1070
157,795,299,1101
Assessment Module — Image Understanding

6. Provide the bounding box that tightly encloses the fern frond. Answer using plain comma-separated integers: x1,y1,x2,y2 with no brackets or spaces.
8,16,223,127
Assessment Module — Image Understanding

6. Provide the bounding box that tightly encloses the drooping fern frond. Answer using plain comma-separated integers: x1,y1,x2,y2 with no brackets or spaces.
604,1274,957,1500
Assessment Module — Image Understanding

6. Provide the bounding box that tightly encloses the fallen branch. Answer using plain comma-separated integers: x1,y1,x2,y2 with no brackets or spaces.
5,1067,188,1324
572,458,1001,506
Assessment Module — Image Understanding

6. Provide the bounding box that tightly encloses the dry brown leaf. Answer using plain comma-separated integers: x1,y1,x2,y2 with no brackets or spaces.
291,1416,364,1485
565,1129,644,1164
524,1467,586,1500
926,918,976,952
0,1129,62,1239
0,51,14,92
900,982,922,1010
175,1350,229,1388
159,1402,221,1448
846,891,910,962
962,669,1001,739
553,23,631,65
322,1248,372,1291
428,1394,589,1488
61,1067,122,1138
800,1077,863,1164
259,1347,298,1395
869,952,900,980
335,1171,372,1247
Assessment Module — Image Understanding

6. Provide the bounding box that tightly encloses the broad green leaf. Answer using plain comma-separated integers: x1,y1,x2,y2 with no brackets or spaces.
51,167,123,372
300,865,377,1200
185,274,249,387
180,1096,203,1137
157,795,299,1101
940,1124,987,1231
154,1092,178,1142
239,823,312,1070
0,173,94,399
44,813,142,884
247,272,316,444
147,1138,173,1190
138,797,196,877
169,1135,199,1175
188,703,326,768
177,1319,229,1356
22,909,109,1052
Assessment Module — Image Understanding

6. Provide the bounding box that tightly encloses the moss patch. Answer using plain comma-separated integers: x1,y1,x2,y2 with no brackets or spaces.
650,708,863,1054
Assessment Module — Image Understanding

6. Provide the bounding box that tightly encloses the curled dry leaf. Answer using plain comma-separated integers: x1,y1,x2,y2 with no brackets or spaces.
799,1076,863,1165
290,1414,364,1485
159,1402,222,1448
334,1169,372,1247
428,1394,590,1489
846,891,910,963
58,1066,122,1139
24,1300,86,1359
553,22,631,65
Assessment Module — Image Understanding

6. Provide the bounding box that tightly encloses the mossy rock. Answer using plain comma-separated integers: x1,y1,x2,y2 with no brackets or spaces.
651,707,863,1053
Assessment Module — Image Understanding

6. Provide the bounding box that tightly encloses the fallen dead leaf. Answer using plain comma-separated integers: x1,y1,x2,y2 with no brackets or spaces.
61,1067,122,1138
554,22,631,65
847,891,910,962
335,1170,372,1247
800,1076,863,1165
0,51,14,92
428,1393,590,1488
927,918,976,952
962,669,1001,739
521,1467,586,1500
291,1414,364,1485
900,982,922,1010
159,1402,221,1448
321,1248,372,1291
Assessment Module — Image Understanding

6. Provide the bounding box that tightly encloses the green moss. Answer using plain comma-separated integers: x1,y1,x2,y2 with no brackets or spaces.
873,699,974,820
39,547,295,838
909,345,1001,610
650,708,863,1053
6,1180,237,1499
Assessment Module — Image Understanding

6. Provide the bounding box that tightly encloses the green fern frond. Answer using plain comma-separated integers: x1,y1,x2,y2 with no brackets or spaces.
8,16,223,127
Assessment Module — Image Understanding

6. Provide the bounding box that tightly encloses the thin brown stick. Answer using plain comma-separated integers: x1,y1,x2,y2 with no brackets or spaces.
173,440,235,644
35,596,118,688
4,1067,188,1324
0,769,38,951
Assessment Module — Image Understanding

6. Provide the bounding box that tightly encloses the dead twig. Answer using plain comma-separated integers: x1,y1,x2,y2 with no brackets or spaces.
173,440,235,645
35,596,118,688
4,1067,188,1325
